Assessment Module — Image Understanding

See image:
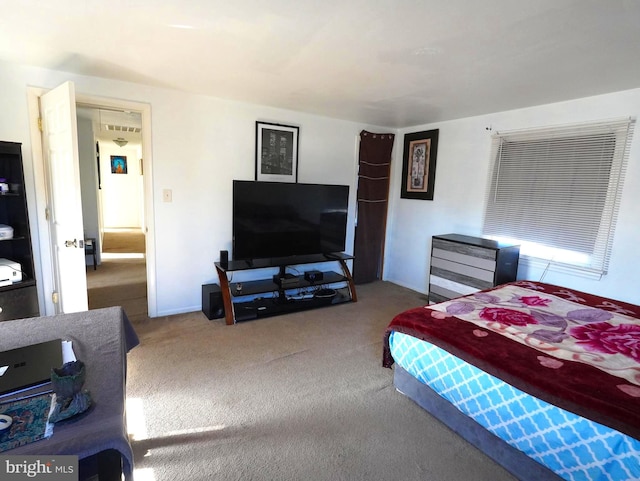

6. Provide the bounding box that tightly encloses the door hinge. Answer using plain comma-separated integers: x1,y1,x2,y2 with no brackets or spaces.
52,292,59,304
45,207,50,221
38,117,43,132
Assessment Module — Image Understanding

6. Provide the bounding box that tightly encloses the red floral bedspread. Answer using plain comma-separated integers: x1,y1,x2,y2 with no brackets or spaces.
383,281,640,440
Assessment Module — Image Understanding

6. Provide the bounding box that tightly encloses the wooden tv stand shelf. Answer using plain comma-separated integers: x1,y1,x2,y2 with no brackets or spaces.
215,253,357,325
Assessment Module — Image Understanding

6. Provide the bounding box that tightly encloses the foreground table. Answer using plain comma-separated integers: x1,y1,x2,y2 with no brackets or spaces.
0,306,139,481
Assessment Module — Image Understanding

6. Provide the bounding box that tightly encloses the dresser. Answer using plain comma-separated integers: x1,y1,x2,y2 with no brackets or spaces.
428,234,520,304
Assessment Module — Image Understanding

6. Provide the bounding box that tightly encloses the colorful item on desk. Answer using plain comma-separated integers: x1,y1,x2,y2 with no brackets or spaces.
0,393,54,452
49,360,92,423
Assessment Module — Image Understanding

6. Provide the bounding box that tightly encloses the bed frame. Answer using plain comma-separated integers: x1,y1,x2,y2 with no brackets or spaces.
393,364,562,481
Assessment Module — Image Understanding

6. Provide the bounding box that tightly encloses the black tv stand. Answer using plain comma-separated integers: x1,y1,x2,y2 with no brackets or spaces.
214,253,357,325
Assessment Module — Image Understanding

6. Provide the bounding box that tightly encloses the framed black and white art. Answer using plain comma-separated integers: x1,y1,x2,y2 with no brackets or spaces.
255,121,299,183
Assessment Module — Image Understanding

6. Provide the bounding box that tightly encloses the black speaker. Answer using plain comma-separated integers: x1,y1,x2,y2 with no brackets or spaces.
202,284,225,320
219,250,228,269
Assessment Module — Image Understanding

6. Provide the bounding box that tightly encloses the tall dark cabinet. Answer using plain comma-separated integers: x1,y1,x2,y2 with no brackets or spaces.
0,141,39,320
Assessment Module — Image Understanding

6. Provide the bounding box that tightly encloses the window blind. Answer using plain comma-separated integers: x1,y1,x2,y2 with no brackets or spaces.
483,117,635,276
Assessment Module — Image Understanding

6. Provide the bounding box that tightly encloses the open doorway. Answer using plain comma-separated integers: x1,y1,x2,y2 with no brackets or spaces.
27,84,156,318
76,106,148,321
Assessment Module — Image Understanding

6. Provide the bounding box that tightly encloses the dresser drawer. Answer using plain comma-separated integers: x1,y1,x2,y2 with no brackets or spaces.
430,256,496,283
432,238,497,263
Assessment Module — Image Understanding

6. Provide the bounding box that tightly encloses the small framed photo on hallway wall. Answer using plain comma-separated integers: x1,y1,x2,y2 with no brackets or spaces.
111,155,128,174
400,129,439,200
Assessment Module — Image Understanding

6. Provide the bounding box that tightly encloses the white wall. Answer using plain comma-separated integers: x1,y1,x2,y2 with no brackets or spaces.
3,59,637,315
384,88,640,305
98,142,143,229
0,61,380,316
77,117,101,266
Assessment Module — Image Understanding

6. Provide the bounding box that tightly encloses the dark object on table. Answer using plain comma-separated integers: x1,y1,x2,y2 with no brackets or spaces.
49,360,92,423
313,288,336,298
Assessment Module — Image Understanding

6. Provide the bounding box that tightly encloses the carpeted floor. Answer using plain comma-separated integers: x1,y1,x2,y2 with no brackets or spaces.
88,233,518,479
87,230,148,321
102,230,146,254
125,281,517,481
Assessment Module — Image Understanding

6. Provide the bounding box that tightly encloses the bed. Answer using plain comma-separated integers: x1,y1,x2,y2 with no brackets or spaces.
383,281,640,481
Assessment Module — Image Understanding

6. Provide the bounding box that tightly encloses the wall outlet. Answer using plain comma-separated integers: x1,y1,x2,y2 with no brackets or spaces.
163,189,172,202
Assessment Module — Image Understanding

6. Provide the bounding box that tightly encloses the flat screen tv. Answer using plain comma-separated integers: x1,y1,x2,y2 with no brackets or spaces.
233,180,349,261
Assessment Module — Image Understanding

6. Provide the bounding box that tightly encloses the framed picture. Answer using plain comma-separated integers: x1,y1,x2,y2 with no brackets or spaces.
400,129,439,200
110,155,128,174
255,121,299,182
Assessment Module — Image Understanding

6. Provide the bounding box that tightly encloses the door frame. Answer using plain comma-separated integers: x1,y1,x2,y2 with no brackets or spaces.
27,87,157,317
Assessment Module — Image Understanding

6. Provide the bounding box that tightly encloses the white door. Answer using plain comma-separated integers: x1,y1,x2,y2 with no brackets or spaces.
40,81,88,313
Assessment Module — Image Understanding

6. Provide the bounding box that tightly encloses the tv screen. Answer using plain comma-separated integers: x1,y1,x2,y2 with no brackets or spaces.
233,180,349,261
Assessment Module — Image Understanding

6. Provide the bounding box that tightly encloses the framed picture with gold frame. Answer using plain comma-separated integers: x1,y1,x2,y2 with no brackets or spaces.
400,129,439,200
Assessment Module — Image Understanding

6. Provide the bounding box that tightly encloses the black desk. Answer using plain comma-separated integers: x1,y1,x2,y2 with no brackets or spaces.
0,307,139,480
85,238,97,270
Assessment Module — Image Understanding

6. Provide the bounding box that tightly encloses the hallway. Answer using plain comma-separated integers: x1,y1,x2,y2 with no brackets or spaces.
87,230,147,321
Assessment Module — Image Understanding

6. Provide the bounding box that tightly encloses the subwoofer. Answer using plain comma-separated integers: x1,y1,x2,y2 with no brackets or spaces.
202,283,225,320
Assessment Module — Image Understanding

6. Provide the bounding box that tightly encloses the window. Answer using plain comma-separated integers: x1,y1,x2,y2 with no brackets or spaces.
482,117,635,278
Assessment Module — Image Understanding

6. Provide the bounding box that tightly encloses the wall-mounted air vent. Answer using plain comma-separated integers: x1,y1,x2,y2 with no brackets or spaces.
103,124,141,133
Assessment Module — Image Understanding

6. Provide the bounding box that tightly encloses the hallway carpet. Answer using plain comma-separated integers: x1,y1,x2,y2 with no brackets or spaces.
102,230,146,254
87,230,147,321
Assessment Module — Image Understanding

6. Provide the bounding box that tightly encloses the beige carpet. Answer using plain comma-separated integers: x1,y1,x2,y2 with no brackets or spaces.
125,282,516,481
102,230,146,254
87,230,148,321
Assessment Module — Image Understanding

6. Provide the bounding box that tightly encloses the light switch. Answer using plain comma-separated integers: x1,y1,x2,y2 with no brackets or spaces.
163,189,172,202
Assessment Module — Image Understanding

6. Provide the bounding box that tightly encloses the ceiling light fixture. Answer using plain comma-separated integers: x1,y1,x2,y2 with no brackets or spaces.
113,138,128,147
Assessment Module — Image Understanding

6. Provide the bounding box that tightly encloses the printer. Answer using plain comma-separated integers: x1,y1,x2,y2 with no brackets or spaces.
0,259,21,286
